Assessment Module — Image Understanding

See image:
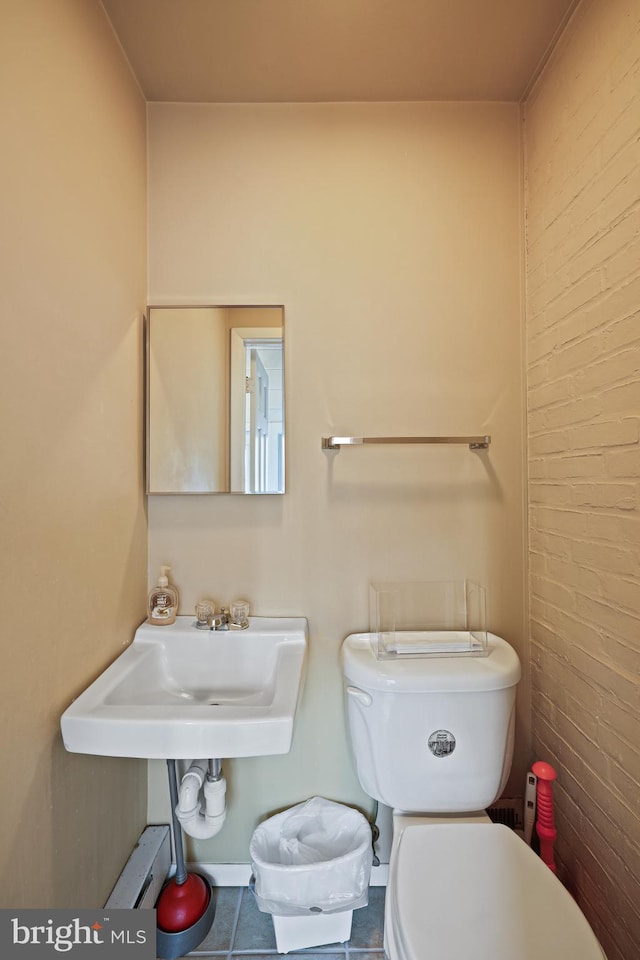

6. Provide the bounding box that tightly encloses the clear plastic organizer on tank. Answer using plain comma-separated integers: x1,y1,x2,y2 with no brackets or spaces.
369,580,488,659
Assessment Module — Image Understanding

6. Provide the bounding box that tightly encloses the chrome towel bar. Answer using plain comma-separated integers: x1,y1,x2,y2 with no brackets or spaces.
321,435,491,450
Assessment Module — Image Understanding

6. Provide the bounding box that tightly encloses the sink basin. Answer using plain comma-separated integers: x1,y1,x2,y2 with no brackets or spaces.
61,617,308,759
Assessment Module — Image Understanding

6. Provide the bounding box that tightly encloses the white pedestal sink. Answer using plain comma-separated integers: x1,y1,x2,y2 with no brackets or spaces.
61,617,308,759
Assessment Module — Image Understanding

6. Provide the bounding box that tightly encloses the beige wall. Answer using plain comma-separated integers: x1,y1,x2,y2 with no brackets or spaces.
147,101,528,862
0,0,148,907
524,0,640,957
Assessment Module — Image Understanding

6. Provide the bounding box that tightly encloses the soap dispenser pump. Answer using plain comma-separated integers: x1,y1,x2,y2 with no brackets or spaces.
148,565,179,625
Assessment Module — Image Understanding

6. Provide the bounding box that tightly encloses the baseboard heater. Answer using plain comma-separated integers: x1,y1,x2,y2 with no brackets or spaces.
104,825,171,909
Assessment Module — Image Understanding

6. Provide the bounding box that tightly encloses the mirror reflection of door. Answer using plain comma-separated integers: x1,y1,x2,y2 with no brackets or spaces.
248,348,268,493
230,325,284,494
244,342,284,494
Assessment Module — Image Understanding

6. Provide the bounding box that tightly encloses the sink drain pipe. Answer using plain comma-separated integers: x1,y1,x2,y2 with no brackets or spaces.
175,759,227,840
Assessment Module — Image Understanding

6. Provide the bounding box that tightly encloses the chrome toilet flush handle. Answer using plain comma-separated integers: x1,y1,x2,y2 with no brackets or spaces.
346,685,373,707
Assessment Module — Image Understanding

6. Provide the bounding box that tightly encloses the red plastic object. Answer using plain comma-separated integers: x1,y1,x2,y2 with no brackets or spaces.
157,873,209,932
532,760,557,873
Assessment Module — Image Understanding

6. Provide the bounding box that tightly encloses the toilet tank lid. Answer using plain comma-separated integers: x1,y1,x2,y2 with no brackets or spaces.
341,633,521,693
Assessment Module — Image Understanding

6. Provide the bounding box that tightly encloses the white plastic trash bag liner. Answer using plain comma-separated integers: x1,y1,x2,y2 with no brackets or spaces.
250,797,373,916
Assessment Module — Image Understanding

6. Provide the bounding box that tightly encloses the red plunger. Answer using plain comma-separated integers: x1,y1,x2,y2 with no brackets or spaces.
532,760,557,873
157,760,210,932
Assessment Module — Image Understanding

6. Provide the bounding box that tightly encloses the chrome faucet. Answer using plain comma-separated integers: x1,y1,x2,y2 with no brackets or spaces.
195,601,248,631
211,607,230,631
195,601,229,631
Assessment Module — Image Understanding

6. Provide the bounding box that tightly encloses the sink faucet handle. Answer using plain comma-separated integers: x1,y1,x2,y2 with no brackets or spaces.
230,599,250,629
195,600,215,629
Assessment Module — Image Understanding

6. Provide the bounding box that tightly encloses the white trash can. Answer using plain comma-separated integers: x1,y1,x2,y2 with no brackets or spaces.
249,797,373,953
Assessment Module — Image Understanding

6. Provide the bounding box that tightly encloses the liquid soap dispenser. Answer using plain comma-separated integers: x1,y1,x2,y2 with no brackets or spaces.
148,566,179,625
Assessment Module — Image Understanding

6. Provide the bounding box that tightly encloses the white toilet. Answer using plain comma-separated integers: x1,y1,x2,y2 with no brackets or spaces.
342,631,607,960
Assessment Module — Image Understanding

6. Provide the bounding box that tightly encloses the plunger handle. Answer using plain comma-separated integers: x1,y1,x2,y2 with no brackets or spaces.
532,760,557,873
167,759,187,885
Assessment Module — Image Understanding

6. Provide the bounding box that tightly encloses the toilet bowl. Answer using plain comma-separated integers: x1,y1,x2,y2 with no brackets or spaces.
341,632,607,960
387,817,605,960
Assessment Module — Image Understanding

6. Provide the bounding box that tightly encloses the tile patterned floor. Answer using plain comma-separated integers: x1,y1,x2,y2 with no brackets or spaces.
187,886,386,959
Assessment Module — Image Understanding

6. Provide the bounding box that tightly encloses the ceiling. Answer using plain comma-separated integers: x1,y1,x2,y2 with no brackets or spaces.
102,0,579,104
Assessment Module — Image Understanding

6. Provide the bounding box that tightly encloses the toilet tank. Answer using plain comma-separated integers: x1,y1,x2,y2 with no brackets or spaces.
341,633,521,813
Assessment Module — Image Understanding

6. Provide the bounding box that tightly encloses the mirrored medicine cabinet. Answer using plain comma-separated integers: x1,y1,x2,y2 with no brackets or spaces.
146,305,285,494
